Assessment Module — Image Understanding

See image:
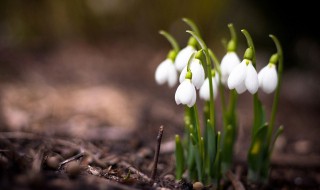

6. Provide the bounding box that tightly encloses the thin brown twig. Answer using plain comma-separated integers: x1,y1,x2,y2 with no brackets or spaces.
226,170,246,190
58,151,84,170
118,161,152,183
151,125,164,182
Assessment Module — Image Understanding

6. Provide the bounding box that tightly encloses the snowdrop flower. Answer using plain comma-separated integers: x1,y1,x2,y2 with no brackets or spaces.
199,71,220,101
220,52,241,84
258,63,278,94
228,58,259,94
175,37,197,72
155,57,178,88
179,58,205,89
175,71,197,107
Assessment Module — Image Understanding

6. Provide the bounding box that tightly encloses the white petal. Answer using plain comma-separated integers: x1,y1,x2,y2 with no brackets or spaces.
190,59,205,89
175,46,196,72
261,64,278,94
235,81,246,94
220,52,240,84
258,65,268,87
227,60,247,89
175,79,195,105
187,86,197,107
199,78,210,101
167,63,178,87
179,66,187,83
155,59,171,85
199,78,218,101
245,63,259,94
214,73,220,84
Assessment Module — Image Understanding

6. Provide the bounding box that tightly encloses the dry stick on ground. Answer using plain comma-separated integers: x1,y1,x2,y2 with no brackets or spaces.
226,170,246,190
151,125,164,182
118,161,152,183
58,151,85,170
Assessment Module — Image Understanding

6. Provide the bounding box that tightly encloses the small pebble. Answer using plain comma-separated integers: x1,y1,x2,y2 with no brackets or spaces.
294,140,311,155
193,181,203,190
164,174,175,181
46,156,62,169
66,161,81,178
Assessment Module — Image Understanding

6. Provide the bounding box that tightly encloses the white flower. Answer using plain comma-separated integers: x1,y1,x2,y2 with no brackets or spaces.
199,74,219,101
175,46,196,72
227,59,259,94
220,52,241,84
155,59,178,87
258,63,278,94
175,79,197,107
179,59,205,89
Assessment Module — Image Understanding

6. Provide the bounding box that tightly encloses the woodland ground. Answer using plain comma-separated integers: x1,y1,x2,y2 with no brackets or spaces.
0,39,319,189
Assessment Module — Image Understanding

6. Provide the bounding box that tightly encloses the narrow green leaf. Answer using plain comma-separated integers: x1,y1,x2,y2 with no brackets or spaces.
175,135,185,180
252,96,266,138
221,125,235,174
269,125,284,155
247,123,268,182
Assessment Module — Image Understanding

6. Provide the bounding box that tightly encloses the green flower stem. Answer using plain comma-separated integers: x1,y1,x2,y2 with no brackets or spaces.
187,30,216,131
267,35,283,146
159,30,180,53
241,29,256,66
228,23,237,45
187,52,196,71
183,18,201,37
241,29,262,138
208,49,226,122
227,23,237,52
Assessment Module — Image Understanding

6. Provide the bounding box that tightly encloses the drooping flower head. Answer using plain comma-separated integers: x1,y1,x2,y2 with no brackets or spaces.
175,71,197,107
175,37,197,72
220,52,241,84
155,50,178,88
179,50,205,89
199,70,219,101
220,24,240,85
227,47,259,94
258,54,278,94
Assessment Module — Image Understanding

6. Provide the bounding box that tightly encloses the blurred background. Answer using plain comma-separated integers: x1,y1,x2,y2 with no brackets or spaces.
0,0,319,153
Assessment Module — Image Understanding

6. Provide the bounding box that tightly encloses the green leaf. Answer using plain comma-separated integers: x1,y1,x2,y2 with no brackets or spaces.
269,125,284,155
221,125,235,174
252,96,266,138
247,123,268,182
213,132,222,186
175,135,185,180
205,119,217,178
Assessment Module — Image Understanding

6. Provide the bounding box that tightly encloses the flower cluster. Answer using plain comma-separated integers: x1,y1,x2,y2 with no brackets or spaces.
155,42,279,105
154,19,283,185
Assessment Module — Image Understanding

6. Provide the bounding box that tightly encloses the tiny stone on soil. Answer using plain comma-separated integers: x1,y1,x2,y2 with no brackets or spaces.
294,140,311,155
46,156,62,169
164,174,175,181
193,181,203,190
66,161,81,178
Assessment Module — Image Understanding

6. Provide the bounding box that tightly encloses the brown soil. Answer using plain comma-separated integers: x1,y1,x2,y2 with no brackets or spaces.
0,40,319,189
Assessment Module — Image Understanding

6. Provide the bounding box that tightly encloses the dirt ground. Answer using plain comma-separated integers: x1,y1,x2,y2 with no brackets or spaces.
0,39,319,189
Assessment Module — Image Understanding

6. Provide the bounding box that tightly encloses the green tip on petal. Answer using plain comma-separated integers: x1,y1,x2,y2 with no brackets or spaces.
227,40,236,52
195,50,204,60
167,50,177,61
185,71,192,79
188,37,198,48
269,53,279,64
211,69,216,77
244,47,254,60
